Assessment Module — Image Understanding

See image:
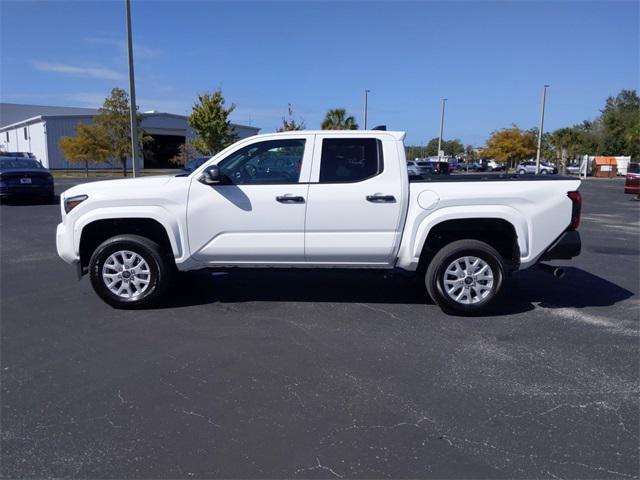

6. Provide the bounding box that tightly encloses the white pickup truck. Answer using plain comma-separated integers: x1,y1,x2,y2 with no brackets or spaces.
56,130,582,315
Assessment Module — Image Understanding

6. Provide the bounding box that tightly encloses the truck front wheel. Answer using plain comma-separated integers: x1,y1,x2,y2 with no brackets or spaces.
425,239,505,316
89,234,172,309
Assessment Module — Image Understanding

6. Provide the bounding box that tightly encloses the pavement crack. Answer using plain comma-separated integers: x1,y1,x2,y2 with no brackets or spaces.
295,457,343,478
357,303,403,321
181,409,220,427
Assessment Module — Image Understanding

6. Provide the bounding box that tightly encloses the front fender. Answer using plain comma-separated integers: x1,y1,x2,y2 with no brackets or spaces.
73,206,187,262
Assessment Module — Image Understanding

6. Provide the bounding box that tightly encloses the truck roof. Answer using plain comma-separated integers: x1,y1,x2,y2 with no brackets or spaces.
248,130,407,141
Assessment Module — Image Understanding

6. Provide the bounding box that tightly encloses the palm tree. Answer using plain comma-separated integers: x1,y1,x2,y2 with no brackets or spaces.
321,108,359,130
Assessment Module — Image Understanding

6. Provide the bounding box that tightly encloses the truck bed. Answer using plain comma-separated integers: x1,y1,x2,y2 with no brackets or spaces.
396,174,581,271
410,173,577,183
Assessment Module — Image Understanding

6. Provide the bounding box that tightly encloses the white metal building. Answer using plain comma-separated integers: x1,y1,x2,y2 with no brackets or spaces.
0,103,260,169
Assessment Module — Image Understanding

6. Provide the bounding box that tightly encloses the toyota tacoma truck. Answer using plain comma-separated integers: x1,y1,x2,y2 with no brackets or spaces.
56,131,582,315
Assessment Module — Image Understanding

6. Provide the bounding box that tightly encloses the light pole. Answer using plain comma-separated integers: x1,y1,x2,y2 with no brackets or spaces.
437,98,447,161
535,84,549,175
125,0,139,178
363,89,370,130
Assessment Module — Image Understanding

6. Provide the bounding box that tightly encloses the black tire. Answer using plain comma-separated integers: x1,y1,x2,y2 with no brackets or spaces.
517,169,526,175
425,239,505,316
89,234,172,309
540,169,549,175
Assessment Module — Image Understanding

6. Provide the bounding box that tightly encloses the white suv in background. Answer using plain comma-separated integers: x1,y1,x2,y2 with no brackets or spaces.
407,161,420,176
517,161,558,175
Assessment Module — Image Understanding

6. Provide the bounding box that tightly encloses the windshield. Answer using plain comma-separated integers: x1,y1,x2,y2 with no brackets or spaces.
0,157,44,170
628,163,639,174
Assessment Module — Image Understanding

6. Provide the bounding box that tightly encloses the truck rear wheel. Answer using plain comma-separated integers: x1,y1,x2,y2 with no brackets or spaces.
425,239,505,316
89,234,172,309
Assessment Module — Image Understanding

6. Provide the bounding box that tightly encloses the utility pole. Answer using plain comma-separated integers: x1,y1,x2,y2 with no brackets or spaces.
125,0,139,178
535,85,549,175
363,89,370,130
437,98,447,161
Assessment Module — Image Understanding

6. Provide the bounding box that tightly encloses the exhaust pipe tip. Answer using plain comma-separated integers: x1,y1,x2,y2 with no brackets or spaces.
538,263,565,279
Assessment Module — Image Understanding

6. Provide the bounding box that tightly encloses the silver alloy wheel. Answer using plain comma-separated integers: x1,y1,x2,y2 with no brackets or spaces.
443,256,494,304
102,250,151,299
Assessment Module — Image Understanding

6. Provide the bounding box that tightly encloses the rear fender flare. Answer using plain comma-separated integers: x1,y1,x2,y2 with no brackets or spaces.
411,205,529,260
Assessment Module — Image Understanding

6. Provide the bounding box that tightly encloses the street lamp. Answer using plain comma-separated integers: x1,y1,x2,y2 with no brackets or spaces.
437,98,447,161
535,85,549,175
125,0,139,178
363,89,370,130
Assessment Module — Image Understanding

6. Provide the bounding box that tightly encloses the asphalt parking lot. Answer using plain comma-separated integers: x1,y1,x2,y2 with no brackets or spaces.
1,176,638,479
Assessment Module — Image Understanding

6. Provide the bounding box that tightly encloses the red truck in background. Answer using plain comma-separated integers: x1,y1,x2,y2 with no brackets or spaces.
624,162,639,198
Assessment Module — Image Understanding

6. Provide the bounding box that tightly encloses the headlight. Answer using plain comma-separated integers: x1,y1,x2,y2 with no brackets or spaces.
64,194,88,213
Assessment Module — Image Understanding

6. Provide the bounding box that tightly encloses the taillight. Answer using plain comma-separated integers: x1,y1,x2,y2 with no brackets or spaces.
567,191,581,230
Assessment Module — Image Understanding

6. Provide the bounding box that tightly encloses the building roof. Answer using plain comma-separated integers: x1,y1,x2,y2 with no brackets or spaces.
0,103,260,133
0,103,100,128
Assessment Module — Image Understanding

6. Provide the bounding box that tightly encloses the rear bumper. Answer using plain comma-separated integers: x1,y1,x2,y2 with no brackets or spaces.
0,185,54,197
540,230,581,261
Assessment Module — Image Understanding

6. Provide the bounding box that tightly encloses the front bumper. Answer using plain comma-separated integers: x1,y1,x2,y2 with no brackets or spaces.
56,222,79,264
540,230,581,261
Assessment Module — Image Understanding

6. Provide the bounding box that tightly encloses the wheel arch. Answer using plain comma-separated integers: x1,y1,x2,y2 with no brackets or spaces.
76,210,184,272
410,208,527,271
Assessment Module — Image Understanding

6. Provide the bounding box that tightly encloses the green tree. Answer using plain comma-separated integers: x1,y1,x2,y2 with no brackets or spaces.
277,103,305,132
405,145,429,160
600,89,640,159
321,108,358,130
93,87,148,177
424,137,464,157
482,125,537,171
188,89,238,155
464,144,477,161
58,123,111,177
168,140,199,167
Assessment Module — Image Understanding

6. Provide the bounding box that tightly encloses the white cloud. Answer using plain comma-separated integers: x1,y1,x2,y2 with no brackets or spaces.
84,36,162,59
32,61,124,81
62,92,110,107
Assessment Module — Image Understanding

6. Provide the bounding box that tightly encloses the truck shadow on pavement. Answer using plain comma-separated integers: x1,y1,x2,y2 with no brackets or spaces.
493,266,635,315
160,266,634,316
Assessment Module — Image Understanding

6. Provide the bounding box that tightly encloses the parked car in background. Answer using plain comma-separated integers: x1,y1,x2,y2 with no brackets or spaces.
415,160,449,175
415,161,436,175
1,152,37,159
407,161,420,176
516,161,558,175
624,162,639,197
482,159,503,172
0,156,54,200
433,161,450,175
566,164,581,175
457,161,483,172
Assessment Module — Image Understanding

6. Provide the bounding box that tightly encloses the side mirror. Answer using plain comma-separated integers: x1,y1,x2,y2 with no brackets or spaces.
200,165,220,185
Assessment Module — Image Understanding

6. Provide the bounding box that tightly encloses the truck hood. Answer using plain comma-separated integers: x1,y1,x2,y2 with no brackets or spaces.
62,175,174,199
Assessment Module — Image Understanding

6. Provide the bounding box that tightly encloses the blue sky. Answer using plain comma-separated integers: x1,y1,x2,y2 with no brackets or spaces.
1,1,638,145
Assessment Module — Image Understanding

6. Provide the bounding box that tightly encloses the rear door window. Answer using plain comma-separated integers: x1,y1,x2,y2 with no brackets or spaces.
319,138,383,183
